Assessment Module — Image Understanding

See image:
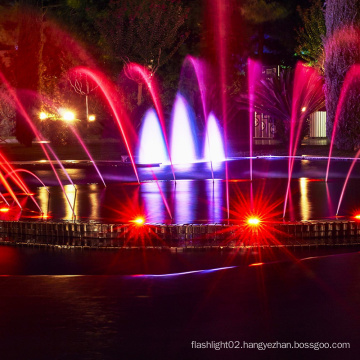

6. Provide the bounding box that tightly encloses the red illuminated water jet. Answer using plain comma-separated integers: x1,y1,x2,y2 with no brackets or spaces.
71,67,140,184
0,72,76,217
72,66,173,220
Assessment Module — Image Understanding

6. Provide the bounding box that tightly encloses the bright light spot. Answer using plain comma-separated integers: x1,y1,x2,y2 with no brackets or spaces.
249,262,264,267
39,112,48,120
63,111,75,121
0,208,9,212
58,108,76,122
130,217,145,226
88,115,96,122
138,109,168,164
301,107,307,112
354,214,360,220
171,94,197,164
204,112,226,163
247,217,261,226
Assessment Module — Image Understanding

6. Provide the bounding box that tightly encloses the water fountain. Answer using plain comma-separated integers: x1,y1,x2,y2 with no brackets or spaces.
1,12,360,248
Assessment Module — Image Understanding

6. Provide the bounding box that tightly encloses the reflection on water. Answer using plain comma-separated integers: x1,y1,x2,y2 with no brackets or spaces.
206,180,223,223
87,184,101,220
7,174,360,223
174,180,197,223
299,177,311,220
64,184,77,219
141,182,166,223
37,186,50,217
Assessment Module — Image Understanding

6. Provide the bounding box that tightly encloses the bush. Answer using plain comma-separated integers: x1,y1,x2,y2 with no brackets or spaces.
41,119,84,146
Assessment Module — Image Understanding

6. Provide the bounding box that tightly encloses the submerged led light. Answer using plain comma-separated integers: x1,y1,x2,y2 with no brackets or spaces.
130,217,145,226
247,217,261,226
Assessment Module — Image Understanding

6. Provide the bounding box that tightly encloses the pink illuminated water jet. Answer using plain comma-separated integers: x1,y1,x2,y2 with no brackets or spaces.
248,59,261,183
125,63,175,180
183,56,214,180
283,63,324,218
336,148,360,216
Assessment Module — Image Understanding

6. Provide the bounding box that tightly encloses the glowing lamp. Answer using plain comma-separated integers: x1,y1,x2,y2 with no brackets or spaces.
88,115,96,122
130,217,145,226
63,111,75,122
39,112,48,120
0,208,10,212
247,217,261,226
301,107,307,112
354,214,360,220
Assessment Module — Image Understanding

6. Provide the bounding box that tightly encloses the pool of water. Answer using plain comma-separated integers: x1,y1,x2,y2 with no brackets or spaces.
2,158,360,223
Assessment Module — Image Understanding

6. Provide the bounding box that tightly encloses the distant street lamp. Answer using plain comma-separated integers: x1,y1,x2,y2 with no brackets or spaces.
39,112,48,120
62,111,75,122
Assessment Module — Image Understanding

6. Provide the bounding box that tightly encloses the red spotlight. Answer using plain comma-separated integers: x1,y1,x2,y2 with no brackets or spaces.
0,207,9,213
247,217,261,226
354,214,360,220
130,216,145,226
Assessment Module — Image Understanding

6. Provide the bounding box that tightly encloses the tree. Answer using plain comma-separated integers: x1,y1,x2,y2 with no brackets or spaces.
324,0,360,150
295,0,326,74
240,0,289,61
0,86,15,139
92,0,190,105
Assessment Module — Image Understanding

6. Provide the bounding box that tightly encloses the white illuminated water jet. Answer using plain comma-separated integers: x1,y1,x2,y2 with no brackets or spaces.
171,94,197,164
138,109,169,164
204,112,225,162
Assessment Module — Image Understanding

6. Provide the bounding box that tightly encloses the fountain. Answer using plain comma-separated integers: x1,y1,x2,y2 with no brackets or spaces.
1,11,360,248
1,54,360,246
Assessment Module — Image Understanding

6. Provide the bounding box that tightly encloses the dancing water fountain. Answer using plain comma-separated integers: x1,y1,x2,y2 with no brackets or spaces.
2,48,360,246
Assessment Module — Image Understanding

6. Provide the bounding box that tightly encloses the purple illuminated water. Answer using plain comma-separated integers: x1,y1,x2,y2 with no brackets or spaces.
204,113,225,164
170,94,197,164
3,158,359,223
138,109,169,165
